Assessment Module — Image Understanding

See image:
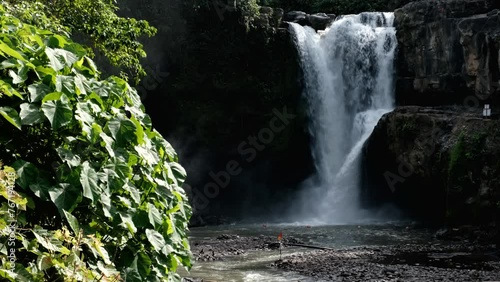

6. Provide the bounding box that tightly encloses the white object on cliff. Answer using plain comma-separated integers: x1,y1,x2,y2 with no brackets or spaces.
483,104,491,118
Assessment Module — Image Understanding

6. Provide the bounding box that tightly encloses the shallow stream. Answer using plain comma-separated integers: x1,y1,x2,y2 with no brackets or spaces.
180,223,434,281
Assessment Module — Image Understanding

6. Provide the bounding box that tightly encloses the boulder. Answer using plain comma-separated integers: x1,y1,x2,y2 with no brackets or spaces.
284,11,307,22
284,11,332,30
362,106,500,230
394,0,500,107
307,13,333,30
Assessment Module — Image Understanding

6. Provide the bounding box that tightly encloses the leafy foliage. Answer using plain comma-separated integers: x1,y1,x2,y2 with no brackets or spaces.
238,0,261,30
5,0,157,85
0,4,191,281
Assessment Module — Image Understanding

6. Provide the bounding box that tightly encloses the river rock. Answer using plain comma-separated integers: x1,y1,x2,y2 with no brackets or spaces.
395,0,500,106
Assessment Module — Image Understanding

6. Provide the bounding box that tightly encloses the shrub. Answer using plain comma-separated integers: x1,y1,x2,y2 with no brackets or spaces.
0,4,191,281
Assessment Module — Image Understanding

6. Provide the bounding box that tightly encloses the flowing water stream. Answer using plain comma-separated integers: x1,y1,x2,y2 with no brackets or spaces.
288,12,397,224
182,224,433,281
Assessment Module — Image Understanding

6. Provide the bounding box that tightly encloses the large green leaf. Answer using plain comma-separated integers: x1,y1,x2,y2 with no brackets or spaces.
48,183,81,213
56,75,76,96
99,132,115,157
136,252,152,279
106,116,138,145
64,43,87,58
28,180,51,201
122,256,141,282
134,144,159,166
123,182,140,204
41,94,73,129
46,35,69,49
63,210,80,235
0,106,21,130
145,229,166,253
169,162,187,186
118,211,137,234
19,103,44,125
147,203,162,228
104,157,131,180
75,101,95,125
45,47,78,71
56,147,81,167
12,160,38,190
9,66,28,84
28,83,51,102
74,73,89,95
80,161,99,202
0,42,26,61
99,192,114,218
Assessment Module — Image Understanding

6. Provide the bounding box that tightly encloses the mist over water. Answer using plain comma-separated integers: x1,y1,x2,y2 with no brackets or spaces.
288,13,397,224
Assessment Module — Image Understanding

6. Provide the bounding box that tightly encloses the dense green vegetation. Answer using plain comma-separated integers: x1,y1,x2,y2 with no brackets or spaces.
5,0,157,84
0,2,191,281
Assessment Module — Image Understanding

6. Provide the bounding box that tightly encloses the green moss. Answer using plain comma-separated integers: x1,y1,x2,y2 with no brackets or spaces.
448,133,466,180
400,118,417,137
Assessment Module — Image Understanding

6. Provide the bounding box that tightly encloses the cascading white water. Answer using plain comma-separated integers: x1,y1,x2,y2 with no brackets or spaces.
289,13,397,224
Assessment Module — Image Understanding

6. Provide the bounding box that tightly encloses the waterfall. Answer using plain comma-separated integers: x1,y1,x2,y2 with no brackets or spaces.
289,13,397,224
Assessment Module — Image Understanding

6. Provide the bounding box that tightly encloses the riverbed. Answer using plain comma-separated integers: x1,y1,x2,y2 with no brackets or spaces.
178,223,499,281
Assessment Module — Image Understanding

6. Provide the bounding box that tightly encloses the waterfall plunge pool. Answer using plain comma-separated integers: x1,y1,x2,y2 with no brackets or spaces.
180,223,435,281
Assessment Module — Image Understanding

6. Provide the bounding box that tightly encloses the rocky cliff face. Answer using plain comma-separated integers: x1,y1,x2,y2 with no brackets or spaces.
363,1,500,241
394,0,500,106
116,1,313,221
363,107,500,235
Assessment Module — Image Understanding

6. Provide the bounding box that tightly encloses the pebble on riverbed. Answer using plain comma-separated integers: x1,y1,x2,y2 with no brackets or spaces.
275,244,500,281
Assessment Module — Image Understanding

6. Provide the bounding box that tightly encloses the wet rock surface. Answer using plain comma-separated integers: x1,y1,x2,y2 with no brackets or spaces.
275,243,500,281
186,233,500,281
190,234,304,262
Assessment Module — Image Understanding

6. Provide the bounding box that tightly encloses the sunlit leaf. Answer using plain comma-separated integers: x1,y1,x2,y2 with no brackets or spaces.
45,47,78,71
0,79,22,98
41,94,73,129
0,42,26,61
0,106,21,130
19,103,44,125
80,161,99,201
28,83,51,102
147,203,162,228
145,229,165,252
